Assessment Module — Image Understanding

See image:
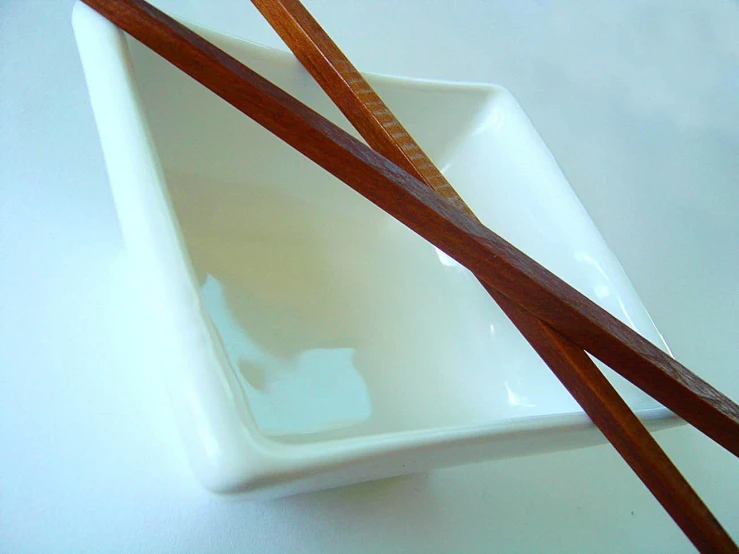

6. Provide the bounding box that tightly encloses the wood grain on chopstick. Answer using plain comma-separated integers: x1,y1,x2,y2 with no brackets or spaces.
80,0,739,460
248,1,737,550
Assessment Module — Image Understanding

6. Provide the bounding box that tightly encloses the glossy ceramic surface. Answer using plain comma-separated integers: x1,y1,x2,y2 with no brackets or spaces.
72,3,679,496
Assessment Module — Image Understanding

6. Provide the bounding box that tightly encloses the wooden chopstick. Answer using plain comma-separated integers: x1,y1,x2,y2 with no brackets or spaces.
81,0,739,461
247,1,736,550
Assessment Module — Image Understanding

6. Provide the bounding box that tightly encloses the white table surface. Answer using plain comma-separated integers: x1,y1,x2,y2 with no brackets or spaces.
1,0,738,551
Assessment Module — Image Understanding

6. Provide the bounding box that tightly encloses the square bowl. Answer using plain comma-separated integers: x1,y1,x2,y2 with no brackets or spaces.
72,2,679,498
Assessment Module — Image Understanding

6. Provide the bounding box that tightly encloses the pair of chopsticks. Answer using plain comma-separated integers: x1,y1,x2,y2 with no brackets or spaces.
80,0,738,550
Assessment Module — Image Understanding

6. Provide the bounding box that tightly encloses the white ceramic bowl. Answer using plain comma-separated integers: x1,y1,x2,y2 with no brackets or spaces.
72,2,679,498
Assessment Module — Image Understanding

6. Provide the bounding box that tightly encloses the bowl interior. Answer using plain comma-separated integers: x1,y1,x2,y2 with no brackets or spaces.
127,28,666,444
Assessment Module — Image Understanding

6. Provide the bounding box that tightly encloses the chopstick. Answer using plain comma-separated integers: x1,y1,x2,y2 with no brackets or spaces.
78,0,739,539
247,1,736,550
81,0,739,459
